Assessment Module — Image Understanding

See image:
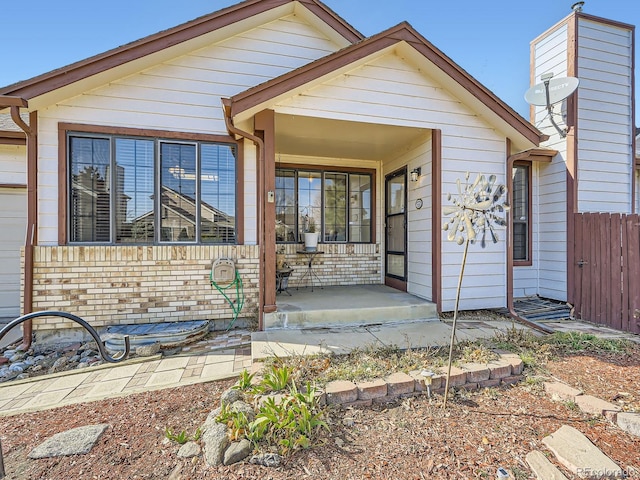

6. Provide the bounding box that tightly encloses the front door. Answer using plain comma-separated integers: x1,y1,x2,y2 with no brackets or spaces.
385,168,407,291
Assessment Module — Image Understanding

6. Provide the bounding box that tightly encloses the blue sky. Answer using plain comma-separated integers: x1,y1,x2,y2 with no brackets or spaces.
1,0,638,119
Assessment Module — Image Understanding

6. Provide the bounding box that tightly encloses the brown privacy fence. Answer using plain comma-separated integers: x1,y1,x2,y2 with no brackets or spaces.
572,213,640,334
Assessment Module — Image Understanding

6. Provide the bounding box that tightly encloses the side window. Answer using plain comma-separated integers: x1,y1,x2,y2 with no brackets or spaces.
512,163,530,263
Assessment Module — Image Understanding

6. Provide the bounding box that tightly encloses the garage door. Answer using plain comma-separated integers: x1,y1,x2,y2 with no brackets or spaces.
0,188,26,318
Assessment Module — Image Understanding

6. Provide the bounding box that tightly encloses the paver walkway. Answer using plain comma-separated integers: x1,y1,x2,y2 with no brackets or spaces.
0,332,252,416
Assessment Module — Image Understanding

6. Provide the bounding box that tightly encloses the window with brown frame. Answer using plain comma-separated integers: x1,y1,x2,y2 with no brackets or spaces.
275,167,373,244
68,133,237,245
512,162,531,264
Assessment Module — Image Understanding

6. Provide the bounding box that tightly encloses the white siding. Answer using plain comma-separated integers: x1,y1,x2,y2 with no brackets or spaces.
0,145,26,184
276,51,511,310
577,19,634,213
533,24,569,302
383,135,433,301
35,14,343,245
0,145,27,317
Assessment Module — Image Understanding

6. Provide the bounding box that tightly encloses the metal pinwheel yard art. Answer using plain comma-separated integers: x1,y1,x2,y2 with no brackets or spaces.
441,172,509,407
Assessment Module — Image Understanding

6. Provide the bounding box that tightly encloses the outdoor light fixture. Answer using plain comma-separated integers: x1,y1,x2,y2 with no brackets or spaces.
410,167,421,182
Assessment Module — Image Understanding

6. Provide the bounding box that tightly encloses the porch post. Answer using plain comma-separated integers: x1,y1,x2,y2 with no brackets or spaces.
431,129,442,313
255,110,277,313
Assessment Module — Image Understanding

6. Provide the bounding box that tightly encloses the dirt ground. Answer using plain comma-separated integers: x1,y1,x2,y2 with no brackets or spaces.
0,341,639,479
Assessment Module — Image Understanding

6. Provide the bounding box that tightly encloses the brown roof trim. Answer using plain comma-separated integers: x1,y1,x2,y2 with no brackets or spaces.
508,148,557,163
0,0,363,101
0,130,26,145
576,12,635,31
230,22,546,145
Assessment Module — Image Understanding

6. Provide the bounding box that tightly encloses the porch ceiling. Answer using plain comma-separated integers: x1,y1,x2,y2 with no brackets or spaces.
275,113,428,161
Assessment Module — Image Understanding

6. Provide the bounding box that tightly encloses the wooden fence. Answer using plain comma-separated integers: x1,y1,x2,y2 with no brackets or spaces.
572,213,640,334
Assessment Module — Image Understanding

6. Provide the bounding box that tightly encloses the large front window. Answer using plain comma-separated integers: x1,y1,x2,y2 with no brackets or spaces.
275,168,372,243
69,134,237,244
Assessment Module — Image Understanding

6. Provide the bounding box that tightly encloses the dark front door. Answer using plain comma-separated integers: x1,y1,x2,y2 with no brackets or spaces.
385,168,407,291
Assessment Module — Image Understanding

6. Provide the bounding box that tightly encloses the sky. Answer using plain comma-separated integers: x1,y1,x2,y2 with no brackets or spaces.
1,0,638,119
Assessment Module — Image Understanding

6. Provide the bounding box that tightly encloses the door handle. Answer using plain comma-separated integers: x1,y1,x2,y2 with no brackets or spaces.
577,259,588,268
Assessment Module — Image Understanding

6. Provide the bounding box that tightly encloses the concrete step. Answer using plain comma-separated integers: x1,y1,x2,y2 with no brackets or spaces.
265,303,437,329
541,425,624,478
526,450,569,480
267,285,438,329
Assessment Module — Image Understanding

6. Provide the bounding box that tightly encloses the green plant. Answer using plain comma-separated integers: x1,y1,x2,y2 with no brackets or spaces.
233,369,256,391
164,426,202,445
260,364,292,393
247,381,328,455
215,403,251,441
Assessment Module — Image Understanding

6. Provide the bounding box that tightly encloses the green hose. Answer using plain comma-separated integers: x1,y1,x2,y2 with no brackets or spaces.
210,267,245,331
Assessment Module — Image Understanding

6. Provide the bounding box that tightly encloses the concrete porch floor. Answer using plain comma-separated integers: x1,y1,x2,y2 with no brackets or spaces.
254,284,524,360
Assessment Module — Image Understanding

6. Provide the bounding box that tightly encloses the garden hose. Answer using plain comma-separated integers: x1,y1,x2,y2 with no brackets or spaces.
210,266,245,331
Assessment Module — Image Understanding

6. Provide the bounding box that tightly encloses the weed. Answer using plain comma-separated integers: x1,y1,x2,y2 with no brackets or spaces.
164,426,202,445
563,400,579,411
543,332,631,353
259,364,292,393
232,369,256,391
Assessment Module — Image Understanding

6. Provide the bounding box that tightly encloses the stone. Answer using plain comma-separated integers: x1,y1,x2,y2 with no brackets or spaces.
325,380,358,405
439,366,467,387
52,357,68,369
500,353,525,375
220,388,243,406
69,355,81,363
385,372,415,396
356,378,387,400
487,359,512,379
461,363,490,383
230,400,255,422
177,441,201,458
526,450,569,480
500,375,522,386
136,343,161,357
249,453,282,468
202,421,229,466
9,352,26,363
617,412,640,438
3,349,16,358
8,364,24,373
80,349,95,359
479,378,501,389
28,424,110,459
223,439,252,465
542,425,623,478
544,382,582,402
574,395,620,417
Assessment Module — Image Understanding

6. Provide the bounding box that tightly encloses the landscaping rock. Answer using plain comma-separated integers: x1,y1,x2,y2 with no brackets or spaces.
574,395,620,417
617,412,640,438
461,363,490,383
544,381,582,401
356,378,387,400
249,453,282,468
385,372,415,396
28,424,110,459
230,400,255,422
220,387,243,405
526,450,569,480
136,343,160,357
325,380,358,405
202,421,229,466
542,425,623,478
223,439,252,465
177,441,201,458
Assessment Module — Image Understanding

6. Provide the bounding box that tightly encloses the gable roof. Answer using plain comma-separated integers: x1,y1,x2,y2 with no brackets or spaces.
228,22,546,146
0,0,362,102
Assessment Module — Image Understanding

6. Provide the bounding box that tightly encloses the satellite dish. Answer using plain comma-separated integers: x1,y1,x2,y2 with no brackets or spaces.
525,74,579,138
525,76,580,106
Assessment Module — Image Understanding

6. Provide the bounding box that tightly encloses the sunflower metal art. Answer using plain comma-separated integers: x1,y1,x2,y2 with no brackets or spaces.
440,172,509,408
442,172,509,247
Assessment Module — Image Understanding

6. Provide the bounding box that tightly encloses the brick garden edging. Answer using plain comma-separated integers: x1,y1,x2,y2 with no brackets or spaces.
322,353,524,407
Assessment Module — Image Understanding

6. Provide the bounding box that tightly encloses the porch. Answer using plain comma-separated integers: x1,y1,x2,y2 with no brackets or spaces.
254,284,529,360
